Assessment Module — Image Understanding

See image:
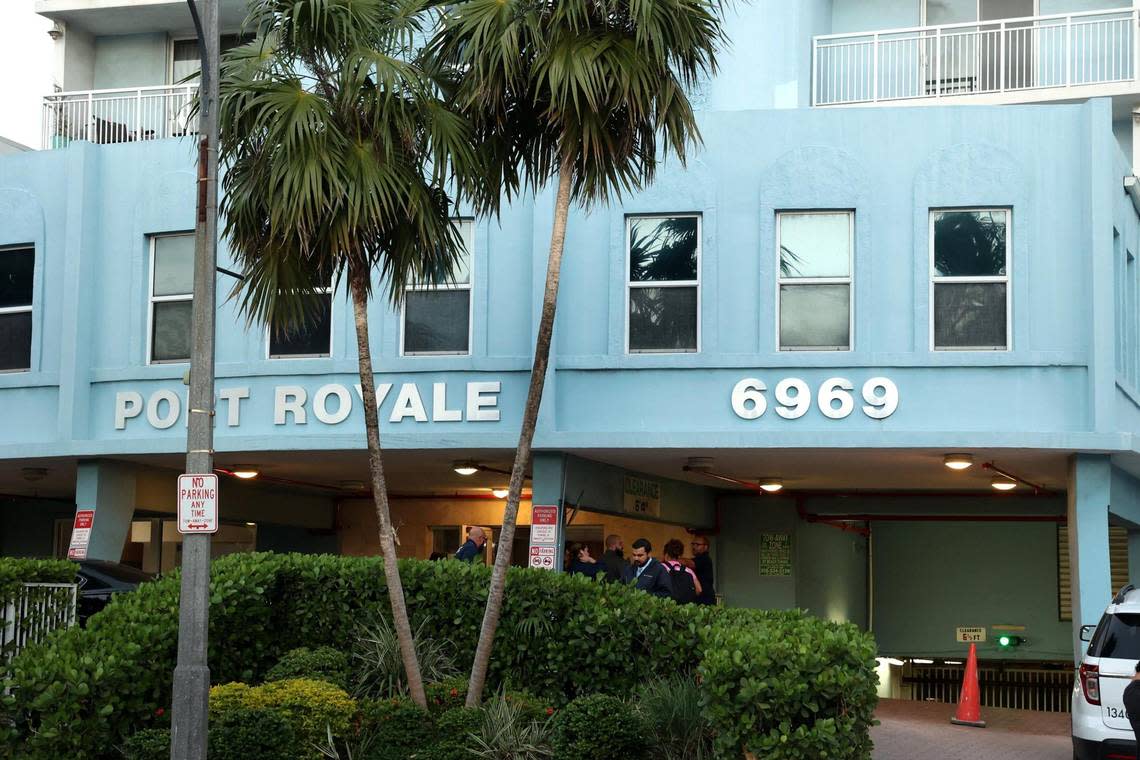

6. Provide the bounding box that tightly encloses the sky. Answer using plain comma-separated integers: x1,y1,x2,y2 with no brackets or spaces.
0,1,56,149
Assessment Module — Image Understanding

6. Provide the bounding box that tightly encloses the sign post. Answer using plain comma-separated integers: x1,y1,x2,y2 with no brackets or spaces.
66,509,95,560
528,505,559,571
170,0,219,757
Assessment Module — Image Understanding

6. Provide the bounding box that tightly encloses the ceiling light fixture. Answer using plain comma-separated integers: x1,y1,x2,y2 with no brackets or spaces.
943,453,974,471
491,488,509,499
453,461,479,476
991,476,1017,491
231,465,259,480
758,478,783,493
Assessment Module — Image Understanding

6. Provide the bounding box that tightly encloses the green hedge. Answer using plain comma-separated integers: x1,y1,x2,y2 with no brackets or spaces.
0,558,76,604
0,552,877,759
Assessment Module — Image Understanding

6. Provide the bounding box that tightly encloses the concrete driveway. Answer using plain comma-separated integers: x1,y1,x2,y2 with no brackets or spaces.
872,699,1072,760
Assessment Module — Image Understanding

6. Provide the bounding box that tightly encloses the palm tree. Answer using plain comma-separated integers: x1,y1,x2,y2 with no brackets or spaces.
216,0,490,708
426,0,728,705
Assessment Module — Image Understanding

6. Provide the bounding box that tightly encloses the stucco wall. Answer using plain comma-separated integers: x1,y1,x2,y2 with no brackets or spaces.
93,34,167,89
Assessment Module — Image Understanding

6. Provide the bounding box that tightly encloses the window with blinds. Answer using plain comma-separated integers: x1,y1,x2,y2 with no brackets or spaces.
1058,525,1131,621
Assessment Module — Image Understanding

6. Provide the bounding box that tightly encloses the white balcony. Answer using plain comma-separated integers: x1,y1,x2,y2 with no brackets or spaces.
41,84,198,150
813,8,1138,107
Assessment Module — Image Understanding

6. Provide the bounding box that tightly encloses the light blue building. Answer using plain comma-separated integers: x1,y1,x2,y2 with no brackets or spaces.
6,0,1140,702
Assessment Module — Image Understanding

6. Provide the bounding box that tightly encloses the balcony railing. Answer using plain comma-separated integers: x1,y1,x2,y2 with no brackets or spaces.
813,8,1137,106
41,84,198,150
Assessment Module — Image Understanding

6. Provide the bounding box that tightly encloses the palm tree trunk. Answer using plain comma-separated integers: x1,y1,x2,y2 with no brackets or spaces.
466,154,575,706
349,263,428,708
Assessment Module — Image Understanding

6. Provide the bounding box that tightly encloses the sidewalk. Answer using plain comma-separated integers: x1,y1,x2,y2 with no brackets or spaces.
872,699,1071,760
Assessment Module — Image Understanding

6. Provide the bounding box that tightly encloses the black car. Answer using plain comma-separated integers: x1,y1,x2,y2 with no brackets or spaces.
76,560,155,623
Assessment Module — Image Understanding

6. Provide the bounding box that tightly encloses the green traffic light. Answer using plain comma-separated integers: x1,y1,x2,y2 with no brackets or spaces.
998,635,1011,647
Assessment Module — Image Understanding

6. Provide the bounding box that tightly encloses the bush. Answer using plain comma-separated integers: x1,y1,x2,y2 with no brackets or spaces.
210,706,297,760
353,615,459,699
468,694,552,760
699,609,879,760
424,677,469,715
357,696,435,760
120,728,170,760
408,707,486,759
0,558,76,603
637,674,715,760
1,553,877,759
209,678,356,759
550,694,648,757
267,646,352,690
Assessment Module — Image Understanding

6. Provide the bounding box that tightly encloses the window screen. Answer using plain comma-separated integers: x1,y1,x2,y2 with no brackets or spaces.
0,247,35,372
777,212,852,350
628,215,699,353
931,209,1009,350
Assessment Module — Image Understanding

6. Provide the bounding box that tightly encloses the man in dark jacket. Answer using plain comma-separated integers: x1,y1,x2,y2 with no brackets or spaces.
621,538,673,598
690,535,716,605
454,526,486,562
600,534,627,583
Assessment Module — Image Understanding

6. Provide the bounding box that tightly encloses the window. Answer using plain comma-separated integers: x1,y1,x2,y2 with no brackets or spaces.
0,246,34,372
148,233,194,363
931,208,1010,350
269,286,332,358
627,215,700,353
402,219,473,355
171,35,251,83
777,212,852,350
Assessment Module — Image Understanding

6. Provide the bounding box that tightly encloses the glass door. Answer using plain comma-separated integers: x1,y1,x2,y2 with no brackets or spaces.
925,0,982,94
980,0,1036,90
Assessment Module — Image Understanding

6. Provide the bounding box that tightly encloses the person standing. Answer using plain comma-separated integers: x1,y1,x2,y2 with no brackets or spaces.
620,538,673,598
454,526,486,562
600,534,627,583
661,539,700,604
567,543,603,578
690,535,716,605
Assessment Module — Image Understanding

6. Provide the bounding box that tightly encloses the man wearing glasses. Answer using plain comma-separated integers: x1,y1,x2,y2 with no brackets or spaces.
691,536,716,605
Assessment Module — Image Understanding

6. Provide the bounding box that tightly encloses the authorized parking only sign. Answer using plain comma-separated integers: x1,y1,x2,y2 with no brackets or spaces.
178,474,219,534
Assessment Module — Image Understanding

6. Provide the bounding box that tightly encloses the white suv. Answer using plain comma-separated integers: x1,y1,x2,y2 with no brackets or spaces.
1073,585,1140,759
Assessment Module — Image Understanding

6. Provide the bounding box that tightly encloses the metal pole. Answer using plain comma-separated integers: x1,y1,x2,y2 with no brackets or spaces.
170,0,217,757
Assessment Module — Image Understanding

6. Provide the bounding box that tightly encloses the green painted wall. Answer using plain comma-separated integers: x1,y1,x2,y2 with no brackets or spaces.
796,521,868,628
872,520,1072,661
718,496,798,609
561,455,717,529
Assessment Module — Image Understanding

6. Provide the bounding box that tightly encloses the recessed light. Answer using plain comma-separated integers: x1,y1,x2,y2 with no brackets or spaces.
758,478,783,493
943,454,974,470
453,461,479,476
991,477,1017,491
231,465,258,479
491,488,509,499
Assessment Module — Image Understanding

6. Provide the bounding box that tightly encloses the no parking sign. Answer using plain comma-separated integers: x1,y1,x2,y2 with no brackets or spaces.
527,505,559,571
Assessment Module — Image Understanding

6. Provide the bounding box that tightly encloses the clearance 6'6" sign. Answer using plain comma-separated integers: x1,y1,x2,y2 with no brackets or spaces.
731,376,899,421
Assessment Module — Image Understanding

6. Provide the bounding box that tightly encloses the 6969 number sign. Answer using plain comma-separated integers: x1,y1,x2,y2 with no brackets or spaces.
731,377,899,421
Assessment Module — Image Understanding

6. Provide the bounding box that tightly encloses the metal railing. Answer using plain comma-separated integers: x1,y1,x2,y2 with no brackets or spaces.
903,662,1073,713
813,8,1137,106
1,583,77,663
41,84,199,150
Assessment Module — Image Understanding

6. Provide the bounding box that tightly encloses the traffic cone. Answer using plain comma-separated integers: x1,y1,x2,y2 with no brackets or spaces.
950,643,986,728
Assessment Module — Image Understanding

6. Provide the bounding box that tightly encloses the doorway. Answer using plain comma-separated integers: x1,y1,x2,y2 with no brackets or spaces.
924,0,1037,94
